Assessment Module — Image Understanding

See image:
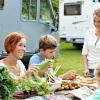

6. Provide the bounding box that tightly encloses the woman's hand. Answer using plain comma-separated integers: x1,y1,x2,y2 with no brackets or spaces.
38,64,52,77
83,68,89,77
26,65,38,76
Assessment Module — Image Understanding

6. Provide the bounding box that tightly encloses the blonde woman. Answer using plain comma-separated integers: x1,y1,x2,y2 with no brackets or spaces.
82,8,100,78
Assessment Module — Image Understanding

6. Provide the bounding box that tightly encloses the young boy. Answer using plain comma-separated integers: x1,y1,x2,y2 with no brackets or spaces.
29,34,57,65
29,34,76,79
29,34,57,76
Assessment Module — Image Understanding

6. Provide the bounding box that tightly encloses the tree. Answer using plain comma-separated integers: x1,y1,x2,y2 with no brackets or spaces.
52,0,59,13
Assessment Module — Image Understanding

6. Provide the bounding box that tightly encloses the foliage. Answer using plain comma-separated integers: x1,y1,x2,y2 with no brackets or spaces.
22,0,36,20
22,0,59,19
40,1,52,21
18,76,35,92
52,0,59,13
0,66,17,100
19,73,53,96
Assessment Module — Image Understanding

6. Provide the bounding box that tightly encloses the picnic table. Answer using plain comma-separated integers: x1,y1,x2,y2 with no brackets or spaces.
14,77,96,100
13,90,80,100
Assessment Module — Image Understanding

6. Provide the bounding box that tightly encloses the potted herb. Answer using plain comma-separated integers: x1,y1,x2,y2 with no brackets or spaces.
0,66,17,100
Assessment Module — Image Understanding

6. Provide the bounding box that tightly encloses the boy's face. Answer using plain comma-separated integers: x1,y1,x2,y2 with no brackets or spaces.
41,48,56,59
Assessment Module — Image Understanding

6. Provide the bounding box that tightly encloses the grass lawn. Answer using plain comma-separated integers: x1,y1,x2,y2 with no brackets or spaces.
54,41,83,76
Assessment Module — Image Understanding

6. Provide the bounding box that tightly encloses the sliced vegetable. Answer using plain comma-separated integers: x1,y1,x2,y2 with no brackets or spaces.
37,59,53,70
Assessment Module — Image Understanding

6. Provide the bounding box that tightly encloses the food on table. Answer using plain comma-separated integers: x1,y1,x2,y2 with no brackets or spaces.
59,70,77,80
73,75,96,84
83,78,94,84
56,74,97,91
56,80,83,91
77,77,96,84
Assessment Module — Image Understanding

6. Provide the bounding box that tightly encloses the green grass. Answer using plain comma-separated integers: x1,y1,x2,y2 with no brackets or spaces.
54,41,83,76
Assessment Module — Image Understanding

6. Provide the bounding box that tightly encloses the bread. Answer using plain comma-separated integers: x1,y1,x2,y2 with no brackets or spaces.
59,71,77,80
81,78,94,84
85,80,94,84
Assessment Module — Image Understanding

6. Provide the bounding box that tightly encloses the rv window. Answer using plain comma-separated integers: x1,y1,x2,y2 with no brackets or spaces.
64,4,81,15
21,0,36,21
0,0,4,9
93,0,100,2
40,0,52,22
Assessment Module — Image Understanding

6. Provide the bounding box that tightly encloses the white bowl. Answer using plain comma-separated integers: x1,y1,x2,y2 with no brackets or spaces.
48,80,62,91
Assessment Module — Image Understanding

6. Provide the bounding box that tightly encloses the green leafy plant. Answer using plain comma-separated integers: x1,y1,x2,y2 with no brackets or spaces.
0,66,17,100
33,81,52,96
19,73,53,96
18,76,34,92
52,0,59,13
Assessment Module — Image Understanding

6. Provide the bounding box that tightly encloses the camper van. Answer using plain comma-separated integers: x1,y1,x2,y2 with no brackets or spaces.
0,0,58,68
59,0,100,48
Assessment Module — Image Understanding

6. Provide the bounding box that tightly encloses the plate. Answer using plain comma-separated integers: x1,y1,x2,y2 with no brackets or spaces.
69,86,94,100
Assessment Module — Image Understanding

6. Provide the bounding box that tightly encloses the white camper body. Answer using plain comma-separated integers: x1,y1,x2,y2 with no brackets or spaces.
59,0,100,48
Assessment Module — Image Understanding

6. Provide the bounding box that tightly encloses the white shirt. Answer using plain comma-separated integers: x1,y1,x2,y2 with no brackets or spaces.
0,60,26,79
82,28,100,69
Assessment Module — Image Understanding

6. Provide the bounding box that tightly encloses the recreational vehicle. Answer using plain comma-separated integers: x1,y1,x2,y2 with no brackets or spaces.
0,0,59,68
59,0,100,49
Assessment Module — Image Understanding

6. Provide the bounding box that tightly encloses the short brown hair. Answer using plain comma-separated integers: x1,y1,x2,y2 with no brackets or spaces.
39,34,57,50
94,8,100,17
4,32,25,53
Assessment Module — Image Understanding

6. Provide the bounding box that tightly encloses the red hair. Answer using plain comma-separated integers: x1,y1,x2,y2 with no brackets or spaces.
4,32,25,53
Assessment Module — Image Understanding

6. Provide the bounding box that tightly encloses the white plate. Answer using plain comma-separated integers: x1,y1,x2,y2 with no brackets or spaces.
69,86,94,100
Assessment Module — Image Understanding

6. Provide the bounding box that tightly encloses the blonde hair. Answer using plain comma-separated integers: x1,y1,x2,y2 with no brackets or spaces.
93,8,100,17
39,34,57,50
4,32,25,53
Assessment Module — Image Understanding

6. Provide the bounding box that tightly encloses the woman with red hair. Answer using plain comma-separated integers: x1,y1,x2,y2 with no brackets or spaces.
0,32,37,80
